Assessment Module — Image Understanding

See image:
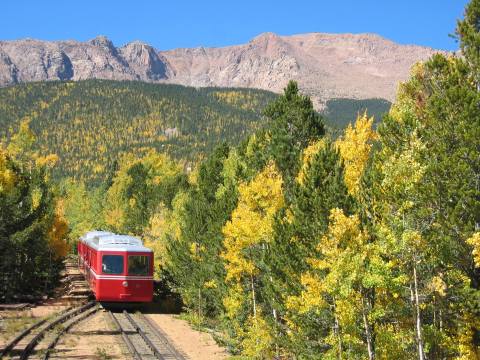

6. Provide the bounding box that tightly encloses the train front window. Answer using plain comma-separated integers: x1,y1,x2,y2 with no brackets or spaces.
102,255,124,274
128,255,149,276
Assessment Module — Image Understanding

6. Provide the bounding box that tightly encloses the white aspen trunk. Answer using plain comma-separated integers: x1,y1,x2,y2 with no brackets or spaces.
413,264,425,360
251,274,257,318
439,308,443,333
361,295,375,360
333,301,343,360
196,242,202,319
198,287,202,319
269,275,278,321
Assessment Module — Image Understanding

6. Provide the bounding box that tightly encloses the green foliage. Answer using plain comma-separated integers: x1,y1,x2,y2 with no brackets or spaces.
5,3,480,357
143,3,480,355
322,98,391,132
264,81,325,186
0,124,62,302
266,141,354,356
61,180,106,246
104,150,188,235
165,144,235,318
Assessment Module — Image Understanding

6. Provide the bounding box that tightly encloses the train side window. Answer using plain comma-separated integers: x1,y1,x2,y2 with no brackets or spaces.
128,255,149,276
102,255,124,275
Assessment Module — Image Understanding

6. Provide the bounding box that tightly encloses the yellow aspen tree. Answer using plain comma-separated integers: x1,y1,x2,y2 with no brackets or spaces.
287,208,379,359
0,149,16,193
378,131,429,360
222,161,283,355
143,206,170,278
335,113,377,196
467,233,480,268
222,161,284,313
7,119,35,161
241,309,275,359
47,199,69,259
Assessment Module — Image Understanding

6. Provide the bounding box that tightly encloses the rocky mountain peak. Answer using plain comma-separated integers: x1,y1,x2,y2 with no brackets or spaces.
89,35,115,49
251,32,281,43
0,32,445,107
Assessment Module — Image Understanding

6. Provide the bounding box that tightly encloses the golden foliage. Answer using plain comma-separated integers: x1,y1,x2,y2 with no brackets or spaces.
104,150,183,232
0,81,274,183
335,113,377,195
379,131,426,215
456,313,480,360
223,283,246,320
287,208,367,314
240,310,275,358
466,232,480,268
7,119,35,158
222,161,284,282
47,200,69,259
35,153,59,168
0,149,16,193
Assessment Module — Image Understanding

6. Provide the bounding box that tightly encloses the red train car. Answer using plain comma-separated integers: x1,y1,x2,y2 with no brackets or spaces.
78,231,154,302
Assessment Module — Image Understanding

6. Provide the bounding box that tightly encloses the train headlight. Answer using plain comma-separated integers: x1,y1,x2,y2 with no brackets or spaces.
122,281,128,287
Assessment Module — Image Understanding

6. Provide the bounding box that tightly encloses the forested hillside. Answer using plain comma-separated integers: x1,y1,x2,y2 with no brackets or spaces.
0,80,276,183
0,80,390,184
324,98,392,130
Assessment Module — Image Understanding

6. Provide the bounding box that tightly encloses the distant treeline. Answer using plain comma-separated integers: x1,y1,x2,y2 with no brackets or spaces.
324,97,392,130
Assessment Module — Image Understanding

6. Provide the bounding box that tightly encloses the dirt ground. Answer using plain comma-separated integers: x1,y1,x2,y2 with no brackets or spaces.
31,304,70,318
48,310,127,360
0,304,69,349
147,314,230,360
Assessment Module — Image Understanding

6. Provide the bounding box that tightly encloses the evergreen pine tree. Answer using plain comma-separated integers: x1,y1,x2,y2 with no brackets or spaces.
264,81,325,193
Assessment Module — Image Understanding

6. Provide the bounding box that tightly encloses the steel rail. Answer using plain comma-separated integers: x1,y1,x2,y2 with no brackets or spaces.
19,301,96,360
123,310,165,360
0,306,73,358
139,313,186,360
108,311,142,360
42,305,99,360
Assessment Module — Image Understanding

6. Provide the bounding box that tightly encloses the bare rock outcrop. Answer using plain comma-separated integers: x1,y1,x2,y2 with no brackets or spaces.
0,49,17,85
59,36,135,81
119,41,169,80
0,39,73,82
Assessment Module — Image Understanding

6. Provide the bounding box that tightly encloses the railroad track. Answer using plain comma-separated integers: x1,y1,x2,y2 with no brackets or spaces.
54,256,92,304
108,310,186,360
0,301,98,360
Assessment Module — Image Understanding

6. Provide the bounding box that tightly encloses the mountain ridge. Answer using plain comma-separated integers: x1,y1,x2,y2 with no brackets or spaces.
0,32,445,107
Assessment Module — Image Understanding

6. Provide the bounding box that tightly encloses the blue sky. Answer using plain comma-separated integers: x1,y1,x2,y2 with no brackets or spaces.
2,0,469,51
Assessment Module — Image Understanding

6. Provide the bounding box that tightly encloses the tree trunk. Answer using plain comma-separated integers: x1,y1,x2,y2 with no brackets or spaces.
333,301,343,360
412,264,425,360
251,274,257,317
361,294,375,360
198,287,202,319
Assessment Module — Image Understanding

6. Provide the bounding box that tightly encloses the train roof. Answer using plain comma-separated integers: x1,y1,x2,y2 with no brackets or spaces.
80,231,152,253
80,231,114,242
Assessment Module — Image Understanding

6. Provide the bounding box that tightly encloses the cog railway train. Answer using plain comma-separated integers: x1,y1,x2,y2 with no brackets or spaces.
78,231,154,303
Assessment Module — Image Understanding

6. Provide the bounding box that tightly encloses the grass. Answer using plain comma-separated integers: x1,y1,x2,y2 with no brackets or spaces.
0,310,38,340
95,347,112,360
